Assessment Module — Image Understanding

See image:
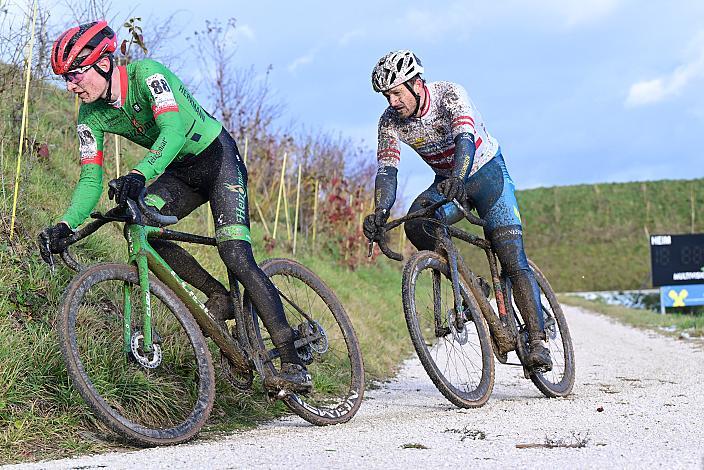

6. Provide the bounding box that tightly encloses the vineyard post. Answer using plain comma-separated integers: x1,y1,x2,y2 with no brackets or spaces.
10,0,38,240
293,165,302,254
272,152,287,239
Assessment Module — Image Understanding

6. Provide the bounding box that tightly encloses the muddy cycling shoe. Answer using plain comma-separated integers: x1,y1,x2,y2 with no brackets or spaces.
264,363,313,395
525,340,553,372
204,293,235,335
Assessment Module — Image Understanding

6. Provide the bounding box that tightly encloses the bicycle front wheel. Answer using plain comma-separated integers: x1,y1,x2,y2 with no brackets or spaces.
248,258,365,426
402,250,495,408
58,263,215,446
527,260,575,397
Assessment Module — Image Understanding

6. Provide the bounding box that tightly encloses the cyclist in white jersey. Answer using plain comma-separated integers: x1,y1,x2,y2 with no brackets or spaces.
363,50,552,371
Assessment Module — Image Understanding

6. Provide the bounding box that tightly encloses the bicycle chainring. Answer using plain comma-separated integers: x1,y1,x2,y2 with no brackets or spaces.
219,351,254,391
130,330,162,369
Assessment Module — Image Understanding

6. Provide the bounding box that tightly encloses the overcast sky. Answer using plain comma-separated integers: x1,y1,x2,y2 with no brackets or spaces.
10,0,704,199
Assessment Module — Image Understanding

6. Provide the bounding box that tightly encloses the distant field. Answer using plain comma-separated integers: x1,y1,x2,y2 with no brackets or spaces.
461,179,704,293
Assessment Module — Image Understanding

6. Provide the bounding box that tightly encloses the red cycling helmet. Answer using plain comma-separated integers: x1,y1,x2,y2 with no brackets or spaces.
51,20,117,74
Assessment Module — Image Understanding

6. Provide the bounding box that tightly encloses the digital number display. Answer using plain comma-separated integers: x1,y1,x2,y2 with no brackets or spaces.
650,234,704,287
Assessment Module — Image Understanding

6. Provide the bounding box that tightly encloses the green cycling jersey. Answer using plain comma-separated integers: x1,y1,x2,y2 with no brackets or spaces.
63,58,222,228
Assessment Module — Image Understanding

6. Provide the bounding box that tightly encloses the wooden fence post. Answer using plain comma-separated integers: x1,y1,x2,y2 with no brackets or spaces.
10,0,38,240
243,136,248,166
273,152,287,239
282,175,292,241
293,165,302,255
312,179,319,243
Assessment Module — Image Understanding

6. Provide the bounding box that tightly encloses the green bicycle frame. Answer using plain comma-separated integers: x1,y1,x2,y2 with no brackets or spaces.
122,222,250,370
123,223,210,353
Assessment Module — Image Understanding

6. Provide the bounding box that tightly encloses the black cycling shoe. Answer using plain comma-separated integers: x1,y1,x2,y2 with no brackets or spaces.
264,362,313,395
204,293,234,334
525,340,553,372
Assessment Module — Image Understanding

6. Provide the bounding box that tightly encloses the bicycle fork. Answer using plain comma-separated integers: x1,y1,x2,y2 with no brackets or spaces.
123,224,155,354
437,232,468,332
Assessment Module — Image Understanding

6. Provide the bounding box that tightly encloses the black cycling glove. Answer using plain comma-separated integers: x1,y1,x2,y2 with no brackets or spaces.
41,222,74,254
437,176,466,202
363,208,389,241
108,172,146,205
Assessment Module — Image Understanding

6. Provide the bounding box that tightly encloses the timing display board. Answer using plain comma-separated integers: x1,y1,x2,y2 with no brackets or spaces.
650,233,704,287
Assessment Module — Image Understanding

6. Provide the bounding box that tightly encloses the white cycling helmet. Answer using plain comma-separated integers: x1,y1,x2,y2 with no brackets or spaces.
371,50,424,93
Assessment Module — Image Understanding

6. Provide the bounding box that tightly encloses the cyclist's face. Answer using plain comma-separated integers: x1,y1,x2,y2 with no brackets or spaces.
383,79,423,118
65,55,110,103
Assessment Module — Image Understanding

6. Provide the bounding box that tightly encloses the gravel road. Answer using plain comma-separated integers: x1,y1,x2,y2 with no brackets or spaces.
8,305,704,469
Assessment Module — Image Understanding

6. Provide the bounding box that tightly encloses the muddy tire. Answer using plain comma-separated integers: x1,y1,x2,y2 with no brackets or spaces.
59,263,215,446
248,258,365,426
526,260,575,397
402,251,495,408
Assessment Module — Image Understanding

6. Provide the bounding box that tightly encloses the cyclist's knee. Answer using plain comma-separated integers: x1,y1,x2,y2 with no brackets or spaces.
405,219,436,251
489,225,530,275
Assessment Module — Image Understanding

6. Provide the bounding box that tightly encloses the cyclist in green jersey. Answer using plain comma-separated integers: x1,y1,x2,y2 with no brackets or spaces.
43,20,311,392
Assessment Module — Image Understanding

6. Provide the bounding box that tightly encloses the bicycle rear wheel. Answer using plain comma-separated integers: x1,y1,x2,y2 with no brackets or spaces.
526,260,575,397
402,251,494,408
247,258,364,426
59,263,215,446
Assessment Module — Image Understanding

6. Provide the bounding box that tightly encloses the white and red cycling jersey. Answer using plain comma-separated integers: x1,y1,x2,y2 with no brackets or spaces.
376,81,499,177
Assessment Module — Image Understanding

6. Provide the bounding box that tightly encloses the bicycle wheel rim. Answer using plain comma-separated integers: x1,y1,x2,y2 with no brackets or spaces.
403,251,494,408
252,259,364,425
59,264,215,445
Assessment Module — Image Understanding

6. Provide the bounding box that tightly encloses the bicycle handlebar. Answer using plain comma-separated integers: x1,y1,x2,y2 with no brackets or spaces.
367,198,486,262
41,186,180,273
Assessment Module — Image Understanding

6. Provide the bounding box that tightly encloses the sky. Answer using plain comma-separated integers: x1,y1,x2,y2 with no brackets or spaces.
9,0,704,201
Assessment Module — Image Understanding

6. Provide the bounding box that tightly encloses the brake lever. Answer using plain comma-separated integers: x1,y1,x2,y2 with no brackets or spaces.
452,198,469,217
39,232,56,276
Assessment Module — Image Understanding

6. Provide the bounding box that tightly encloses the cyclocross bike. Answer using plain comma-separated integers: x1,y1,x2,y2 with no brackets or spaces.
40,186,364,446
369,198,574,408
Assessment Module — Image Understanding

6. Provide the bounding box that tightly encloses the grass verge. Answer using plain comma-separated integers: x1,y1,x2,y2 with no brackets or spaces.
560,295,704,339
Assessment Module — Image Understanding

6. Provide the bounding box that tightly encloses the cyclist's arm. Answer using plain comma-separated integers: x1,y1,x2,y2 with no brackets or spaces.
61,120,105,229
132,66,186,180
375,113,400,211
447,83,477,182
451,132,475,182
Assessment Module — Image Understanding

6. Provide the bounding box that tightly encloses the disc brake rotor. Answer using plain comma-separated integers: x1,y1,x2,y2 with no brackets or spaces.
447,308,468,345
308,321,328,354
130,330,162,369
542,306,557,340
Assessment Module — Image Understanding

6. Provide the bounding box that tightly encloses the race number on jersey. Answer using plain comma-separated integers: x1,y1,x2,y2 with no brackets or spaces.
76,124,102,165
145,73,179,117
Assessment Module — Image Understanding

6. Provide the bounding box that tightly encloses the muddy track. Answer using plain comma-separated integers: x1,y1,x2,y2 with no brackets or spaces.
8,305,704,469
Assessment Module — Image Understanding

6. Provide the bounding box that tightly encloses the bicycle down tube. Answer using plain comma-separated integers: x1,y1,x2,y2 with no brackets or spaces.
124,223,250,372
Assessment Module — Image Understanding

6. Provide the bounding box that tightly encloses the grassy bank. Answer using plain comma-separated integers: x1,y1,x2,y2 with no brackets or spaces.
0,79,411,463
560,295,704,339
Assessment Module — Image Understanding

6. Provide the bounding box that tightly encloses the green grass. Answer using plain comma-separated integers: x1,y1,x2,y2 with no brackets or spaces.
2,64,703,463
517,180,704,292
0,77,410,463
560,295,704,338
